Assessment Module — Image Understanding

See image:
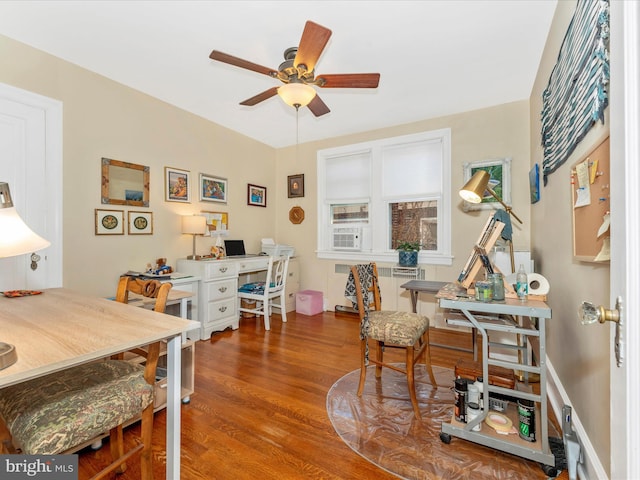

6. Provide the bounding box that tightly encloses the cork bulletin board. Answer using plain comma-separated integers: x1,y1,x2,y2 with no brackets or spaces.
571,136,610,262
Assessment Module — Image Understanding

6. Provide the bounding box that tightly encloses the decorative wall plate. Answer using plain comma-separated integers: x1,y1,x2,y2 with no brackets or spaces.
289,206,305,224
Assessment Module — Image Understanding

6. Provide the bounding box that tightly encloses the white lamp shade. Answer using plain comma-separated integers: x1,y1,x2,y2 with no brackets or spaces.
0,207,51,258
277,83,316,108
182,215,207,235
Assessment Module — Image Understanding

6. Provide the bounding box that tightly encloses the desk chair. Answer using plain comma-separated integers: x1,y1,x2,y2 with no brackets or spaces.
0,277,171,480
238,255,289,331
348,263,437,419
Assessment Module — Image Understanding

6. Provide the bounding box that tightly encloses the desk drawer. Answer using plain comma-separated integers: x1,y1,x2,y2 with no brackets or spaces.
206,297,236,322
205,278,237,300
203,262,237,279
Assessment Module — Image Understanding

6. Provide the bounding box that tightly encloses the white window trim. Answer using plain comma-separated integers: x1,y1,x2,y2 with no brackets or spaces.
316,129,452,265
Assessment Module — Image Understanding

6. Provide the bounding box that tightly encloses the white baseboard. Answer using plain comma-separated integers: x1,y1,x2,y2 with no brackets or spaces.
546,357,608,479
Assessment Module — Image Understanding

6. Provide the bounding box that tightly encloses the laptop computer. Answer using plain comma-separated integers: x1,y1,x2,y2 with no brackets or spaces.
224,240,246,257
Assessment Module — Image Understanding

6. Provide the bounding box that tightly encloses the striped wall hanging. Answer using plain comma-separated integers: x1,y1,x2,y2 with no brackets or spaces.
541,0,610,186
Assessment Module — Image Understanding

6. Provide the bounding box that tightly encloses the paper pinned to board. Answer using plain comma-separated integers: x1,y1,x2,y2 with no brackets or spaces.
597,212,610,238
576,160,590,188
574,161,591,208
574,188,591,207
594,237,611,262
590,158,599,184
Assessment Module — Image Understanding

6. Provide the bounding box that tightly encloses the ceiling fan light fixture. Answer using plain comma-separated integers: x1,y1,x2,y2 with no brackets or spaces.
278,83,316,108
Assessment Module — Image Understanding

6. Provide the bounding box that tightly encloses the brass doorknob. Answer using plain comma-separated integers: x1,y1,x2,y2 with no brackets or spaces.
578,301,620,325
579,297,624,367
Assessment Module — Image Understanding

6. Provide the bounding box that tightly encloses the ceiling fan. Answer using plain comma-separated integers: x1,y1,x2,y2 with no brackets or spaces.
209,20,380,117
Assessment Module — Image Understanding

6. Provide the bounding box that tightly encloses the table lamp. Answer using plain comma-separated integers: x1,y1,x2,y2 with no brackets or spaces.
182,215,207,260
0,182,51,370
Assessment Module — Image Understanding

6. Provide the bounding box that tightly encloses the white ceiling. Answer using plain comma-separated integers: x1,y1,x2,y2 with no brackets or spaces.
0,1,557,149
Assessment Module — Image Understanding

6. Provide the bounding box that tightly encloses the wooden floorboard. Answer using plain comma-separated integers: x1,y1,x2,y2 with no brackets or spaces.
77,310,554,479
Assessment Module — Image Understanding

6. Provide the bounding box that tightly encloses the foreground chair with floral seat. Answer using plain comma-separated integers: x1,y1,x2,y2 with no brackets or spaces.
237,255,290,331
347,263,437,419
0,277,172,479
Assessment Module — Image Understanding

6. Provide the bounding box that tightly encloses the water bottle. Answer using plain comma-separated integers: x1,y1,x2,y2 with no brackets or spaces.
516,264,528,302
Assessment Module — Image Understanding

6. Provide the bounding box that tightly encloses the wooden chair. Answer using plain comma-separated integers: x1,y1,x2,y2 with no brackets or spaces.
237,255,289,331
0,277,172,479
349,263,436,419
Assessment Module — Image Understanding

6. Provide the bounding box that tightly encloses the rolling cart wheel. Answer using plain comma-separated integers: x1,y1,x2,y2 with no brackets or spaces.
541,464,559,477
439,432,451,444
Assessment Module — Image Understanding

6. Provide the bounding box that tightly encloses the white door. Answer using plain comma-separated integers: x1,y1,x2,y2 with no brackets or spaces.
0,83,62,290
609,2,639,478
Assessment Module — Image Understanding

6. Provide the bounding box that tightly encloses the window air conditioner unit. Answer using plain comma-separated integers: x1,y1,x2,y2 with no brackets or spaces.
332,227,362,251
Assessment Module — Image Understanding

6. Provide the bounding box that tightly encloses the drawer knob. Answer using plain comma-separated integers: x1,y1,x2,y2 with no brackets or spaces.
219,306,227,312
218,286,227,293
219,267,228,273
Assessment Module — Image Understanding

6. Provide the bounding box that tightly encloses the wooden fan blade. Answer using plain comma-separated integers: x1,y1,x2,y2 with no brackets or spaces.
210,50,277,77
240,87,279,106
294,21,332,73
317,73,380,88
307,94,330,117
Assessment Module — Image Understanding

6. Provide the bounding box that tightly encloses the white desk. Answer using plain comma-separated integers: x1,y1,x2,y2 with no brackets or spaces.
178,256,270,338
0,288,198,480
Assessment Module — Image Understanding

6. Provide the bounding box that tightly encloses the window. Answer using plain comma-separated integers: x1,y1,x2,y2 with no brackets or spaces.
317,129,452,265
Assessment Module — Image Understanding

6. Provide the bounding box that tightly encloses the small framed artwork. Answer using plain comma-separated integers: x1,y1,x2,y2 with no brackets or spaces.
165,167,191,203
95,209,125,235
248,184,267,207
201,210,229,233
200,173,227,204
287,174,304,198
462,157,512,211
128,211,153,235
529,163,540,204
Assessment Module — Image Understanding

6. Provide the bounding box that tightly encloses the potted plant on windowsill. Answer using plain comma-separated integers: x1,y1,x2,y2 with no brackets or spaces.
396,241,421,267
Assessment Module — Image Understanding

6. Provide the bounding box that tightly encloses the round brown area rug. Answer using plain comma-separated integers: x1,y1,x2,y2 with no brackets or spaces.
326,365,558,480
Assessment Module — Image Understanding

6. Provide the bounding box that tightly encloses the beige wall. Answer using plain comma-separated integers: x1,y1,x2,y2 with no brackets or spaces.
0,34,277,297
275,101,532,313
529,1,610,475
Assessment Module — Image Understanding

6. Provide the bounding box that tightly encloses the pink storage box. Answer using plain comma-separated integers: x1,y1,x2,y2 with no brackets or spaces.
295,290,324,316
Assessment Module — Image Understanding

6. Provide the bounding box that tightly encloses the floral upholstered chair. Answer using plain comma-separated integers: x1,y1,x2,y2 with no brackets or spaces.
0,277,172,479
346,263,436,419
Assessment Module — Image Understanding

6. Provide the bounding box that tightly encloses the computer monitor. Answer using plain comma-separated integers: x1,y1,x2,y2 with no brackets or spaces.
224,240,246,256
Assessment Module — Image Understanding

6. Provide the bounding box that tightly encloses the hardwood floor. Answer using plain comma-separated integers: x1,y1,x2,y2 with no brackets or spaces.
78,311,553,479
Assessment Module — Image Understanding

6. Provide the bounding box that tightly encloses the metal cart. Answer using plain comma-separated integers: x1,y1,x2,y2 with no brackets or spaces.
436,283,556,474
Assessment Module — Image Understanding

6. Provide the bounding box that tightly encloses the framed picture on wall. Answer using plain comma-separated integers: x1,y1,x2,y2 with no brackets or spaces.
462,158,512,211
200,173,227,203
247,184,267,207
201,210,229,233
128,211,153,235
287,174,304,198
529,163,540,204
95,209,125,235
164,167,191,203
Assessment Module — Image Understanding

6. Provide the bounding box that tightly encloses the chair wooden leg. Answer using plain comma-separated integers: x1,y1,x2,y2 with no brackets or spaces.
280,293,287,323
423,330,437,387
405,345,421,419
375,341,383,378
140,403,154,480
263,299,271,331
357,338,368,396
109,425,126,474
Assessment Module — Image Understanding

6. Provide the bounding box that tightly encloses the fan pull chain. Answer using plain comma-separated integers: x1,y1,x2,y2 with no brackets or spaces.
296,105,300,161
